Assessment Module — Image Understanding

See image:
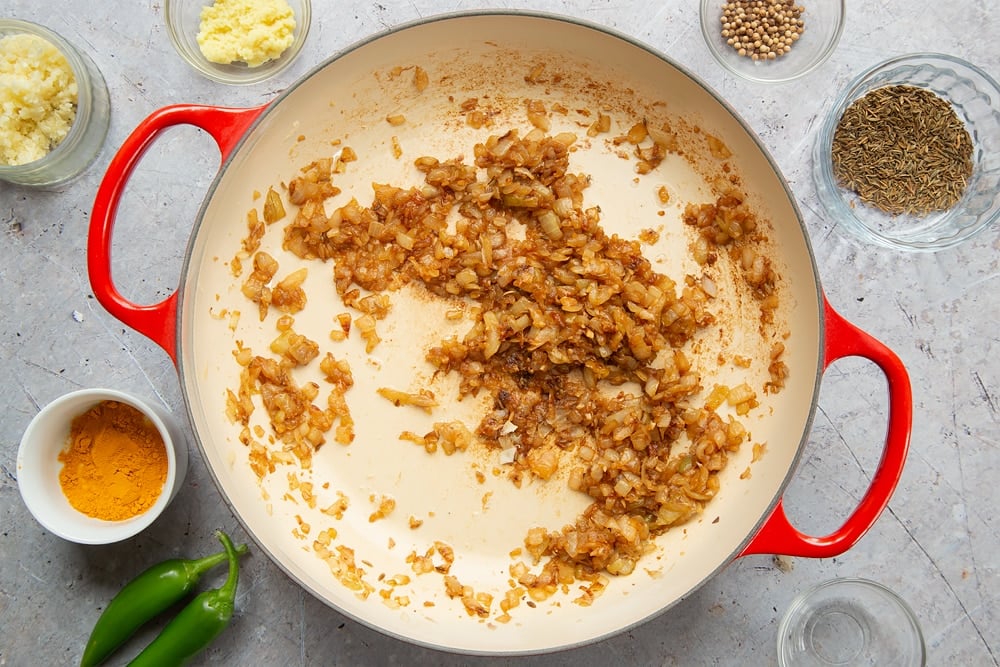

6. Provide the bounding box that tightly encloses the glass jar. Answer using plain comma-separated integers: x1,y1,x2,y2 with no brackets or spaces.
0,19,110,187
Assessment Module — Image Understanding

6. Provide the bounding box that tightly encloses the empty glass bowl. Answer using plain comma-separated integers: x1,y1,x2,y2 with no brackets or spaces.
778,578,926,666
699,0,845,83
165,0,311,85
813,53,1000,251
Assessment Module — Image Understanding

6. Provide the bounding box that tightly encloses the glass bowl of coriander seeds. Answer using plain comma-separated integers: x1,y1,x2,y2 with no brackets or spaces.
699,0,845,83
814,53,1000,251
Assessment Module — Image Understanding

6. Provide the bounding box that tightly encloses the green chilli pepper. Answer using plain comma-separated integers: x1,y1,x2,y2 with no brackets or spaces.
127,530,243,667
80,537,248,667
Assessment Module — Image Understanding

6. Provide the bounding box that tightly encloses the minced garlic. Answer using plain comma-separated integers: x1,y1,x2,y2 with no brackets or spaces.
196,0,297,68
0,33,78,166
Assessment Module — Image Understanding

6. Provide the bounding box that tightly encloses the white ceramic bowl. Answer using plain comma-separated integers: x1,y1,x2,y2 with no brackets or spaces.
17,389,189,544
164,0,311,85
699,0,845,83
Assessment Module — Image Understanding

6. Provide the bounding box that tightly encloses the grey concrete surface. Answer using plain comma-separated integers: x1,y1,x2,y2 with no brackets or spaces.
2,1,998,665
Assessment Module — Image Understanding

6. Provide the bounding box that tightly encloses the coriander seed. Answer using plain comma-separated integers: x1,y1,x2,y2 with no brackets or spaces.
720,0,805,61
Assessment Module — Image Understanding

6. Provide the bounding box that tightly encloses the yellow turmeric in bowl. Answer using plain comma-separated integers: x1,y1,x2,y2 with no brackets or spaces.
58,400,168,521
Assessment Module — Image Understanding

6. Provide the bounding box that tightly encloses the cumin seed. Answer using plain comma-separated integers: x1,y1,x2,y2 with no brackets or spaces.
831,85,973,215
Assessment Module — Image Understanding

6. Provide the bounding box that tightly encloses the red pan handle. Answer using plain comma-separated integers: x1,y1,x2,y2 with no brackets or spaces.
739,296,912,558
88,104,268,365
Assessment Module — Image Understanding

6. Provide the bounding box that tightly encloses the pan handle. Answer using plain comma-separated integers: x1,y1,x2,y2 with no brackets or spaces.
88,104,268,365
739,297,912,558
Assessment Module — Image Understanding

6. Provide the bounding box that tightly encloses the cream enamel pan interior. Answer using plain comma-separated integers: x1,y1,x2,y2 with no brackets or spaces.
185,16,816,649
89,12,912,656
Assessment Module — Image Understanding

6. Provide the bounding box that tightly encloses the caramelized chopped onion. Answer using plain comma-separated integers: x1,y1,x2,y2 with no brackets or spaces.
231,118,785,603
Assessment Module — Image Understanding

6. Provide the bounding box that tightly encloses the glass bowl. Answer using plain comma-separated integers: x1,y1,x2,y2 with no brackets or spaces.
0,19,110,187
699,0,845,83
814,53,1000,251
17,389,189,545
778,578,926,666
164,0,311,85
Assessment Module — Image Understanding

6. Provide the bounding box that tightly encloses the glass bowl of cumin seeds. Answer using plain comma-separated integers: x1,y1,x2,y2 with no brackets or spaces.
814,53,1000,251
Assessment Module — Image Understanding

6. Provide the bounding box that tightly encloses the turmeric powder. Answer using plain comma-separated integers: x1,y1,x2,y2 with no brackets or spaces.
58,400,169,521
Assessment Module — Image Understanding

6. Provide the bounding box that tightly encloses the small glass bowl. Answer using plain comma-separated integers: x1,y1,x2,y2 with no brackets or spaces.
778,578,926,666
699,0,845,83
165,0,311,85
814,54,1000,251
0,19,110,187
17,389,189,545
